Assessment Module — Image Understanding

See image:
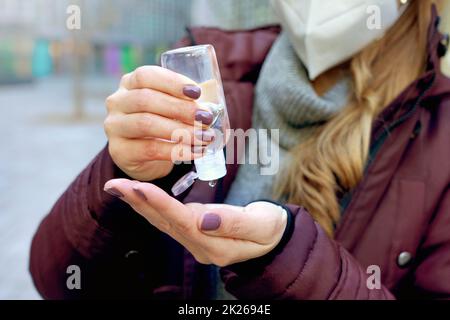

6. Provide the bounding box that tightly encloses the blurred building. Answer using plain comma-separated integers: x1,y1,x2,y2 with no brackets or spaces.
0,0,277,84
191,0,277,29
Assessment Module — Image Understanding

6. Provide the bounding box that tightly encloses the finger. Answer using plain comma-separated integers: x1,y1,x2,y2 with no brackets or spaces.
121,66,201,100
103,178,168,229
194,203,287,245
131,182,197,234
109,137,206,163
105,112,214,145
110,88,200,125
103,181,272,267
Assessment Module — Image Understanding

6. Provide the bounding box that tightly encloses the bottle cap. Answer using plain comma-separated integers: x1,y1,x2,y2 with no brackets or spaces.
194,150,227,181
171,171,198,196
171,151,227,196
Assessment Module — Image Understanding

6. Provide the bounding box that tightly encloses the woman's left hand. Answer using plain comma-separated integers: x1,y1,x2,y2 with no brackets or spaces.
104,179,288,267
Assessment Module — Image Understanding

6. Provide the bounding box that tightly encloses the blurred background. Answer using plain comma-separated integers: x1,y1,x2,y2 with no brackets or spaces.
0,0,449,300
0,0,277,299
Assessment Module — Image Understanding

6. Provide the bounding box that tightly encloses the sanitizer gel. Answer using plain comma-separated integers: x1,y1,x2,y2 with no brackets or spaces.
161,45,230,196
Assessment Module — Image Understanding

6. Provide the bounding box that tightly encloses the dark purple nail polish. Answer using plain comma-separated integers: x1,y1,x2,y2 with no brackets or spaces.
183,85,201,99
194,129,215,142
105,187,124,198
132,187,147,201
195,110,214,125
201,213,221,231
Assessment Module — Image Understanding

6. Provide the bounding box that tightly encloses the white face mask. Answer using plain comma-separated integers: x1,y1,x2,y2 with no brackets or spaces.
271,0,408,80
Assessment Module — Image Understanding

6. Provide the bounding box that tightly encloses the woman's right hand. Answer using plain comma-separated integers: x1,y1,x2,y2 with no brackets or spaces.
104,66,215,181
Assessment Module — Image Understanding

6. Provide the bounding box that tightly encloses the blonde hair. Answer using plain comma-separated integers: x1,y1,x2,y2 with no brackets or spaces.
275,0,441,237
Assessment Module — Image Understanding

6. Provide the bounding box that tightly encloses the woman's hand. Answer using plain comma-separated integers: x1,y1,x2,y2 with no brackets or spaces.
104,179,288,266
104,66,216,181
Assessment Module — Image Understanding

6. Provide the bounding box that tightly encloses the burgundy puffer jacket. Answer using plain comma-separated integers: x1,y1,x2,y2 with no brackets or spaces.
30,7,450,299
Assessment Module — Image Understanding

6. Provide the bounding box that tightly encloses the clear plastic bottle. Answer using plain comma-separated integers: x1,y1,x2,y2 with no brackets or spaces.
161,45,230,195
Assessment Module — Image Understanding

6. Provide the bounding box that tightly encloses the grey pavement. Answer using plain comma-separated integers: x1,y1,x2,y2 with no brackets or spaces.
0,75,118,299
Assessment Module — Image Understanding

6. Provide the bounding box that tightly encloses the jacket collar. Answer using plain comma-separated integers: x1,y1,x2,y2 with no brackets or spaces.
424,5,450,100
368,5,449,137
426,5,449,73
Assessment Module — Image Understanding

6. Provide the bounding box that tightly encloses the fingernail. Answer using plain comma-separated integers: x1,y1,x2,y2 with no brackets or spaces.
194,129,215,142
191,145,206,154
132,186,147,201
195,110,214,125
183,85,201,100
104,187,124,198
201,213,221,231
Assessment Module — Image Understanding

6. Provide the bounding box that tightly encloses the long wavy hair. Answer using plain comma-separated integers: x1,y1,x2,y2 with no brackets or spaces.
274,0,442,237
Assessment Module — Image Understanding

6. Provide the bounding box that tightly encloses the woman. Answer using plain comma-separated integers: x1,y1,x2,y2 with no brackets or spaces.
30,0,450,299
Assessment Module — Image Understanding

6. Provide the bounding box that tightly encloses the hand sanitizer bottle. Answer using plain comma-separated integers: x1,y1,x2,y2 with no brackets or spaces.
161,45,230,196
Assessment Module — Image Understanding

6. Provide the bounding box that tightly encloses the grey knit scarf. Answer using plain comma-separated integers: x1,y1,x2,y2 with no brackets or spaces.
224,33,350,207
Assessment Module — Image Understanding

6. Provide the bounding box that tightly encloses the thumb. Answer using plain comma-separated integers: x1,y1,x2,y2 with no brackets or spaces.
196,202,287,245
